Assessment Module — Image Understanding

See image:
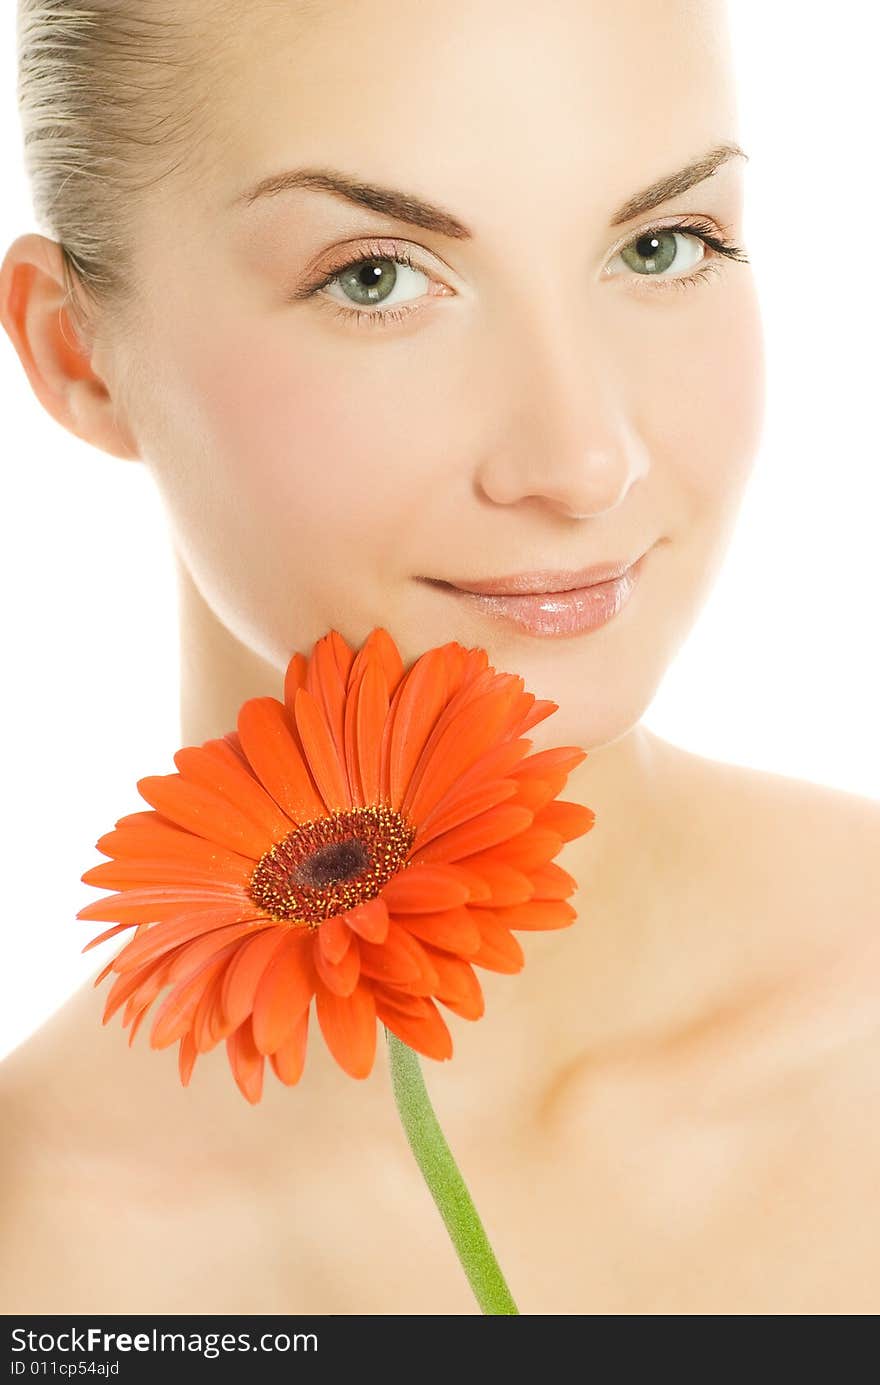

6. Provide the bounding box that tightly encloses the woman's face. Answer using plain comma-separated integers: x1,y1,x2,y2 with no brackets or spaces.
114,0,764,751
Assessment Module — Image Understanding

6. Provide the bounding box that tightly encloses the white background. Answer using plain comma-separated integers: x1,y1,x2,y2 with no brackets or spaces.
1,4,877,1060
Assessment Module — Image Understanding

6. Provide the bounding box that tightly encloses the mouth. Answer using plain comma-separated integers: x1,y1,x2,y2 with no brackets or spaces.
420,551,646,597
416,546,653,640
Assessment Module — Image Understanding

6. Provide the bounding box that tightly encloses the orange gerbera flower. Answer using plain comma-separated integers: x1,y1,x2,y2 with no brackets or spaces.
77,628,594,1103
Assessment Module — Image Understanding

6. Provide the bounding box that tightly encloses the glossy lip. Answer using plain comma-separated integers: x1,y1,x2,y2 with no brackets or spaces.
437,555,643,596
418,546,652,639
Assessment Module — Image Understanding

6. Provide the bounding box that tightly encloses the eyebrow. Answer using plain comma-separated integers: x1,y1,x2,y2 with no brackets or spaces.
231,140,747,237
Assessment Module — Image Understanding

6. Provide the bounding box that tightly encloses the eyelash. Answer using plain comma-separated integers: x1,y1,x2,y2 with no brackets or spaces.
297,216,749,331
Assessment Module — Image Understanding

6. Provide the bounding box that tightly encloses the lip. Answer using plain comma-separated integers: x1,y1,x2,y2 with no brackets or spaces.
419,547,651,639
441,556,641,596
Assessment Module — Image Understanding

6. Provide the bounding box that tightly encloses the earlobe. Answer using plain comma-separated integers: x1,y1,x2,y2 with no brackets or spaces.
0,232,142,463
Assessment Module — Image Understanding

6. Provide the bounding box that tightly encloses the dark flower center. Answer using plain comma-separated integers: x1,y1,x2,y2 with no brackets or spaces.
247,804,416,927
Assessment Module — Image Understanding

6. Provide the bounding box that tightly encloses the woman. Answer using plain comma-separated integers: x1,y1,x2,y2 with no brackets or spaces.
1,0,877,1315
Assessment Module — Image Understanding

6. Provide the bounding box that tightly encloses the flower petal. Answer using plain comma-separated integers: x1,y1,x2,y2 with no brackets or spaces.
353,655,390,807
269,1007,310,1086
380,864,470,913
469,908,525,973
528,861,579,899
386,647,451,811
411,778,519,853
312,931,360,997
220,925,290,1031
463,827,564,873
251,931,316,1054
236,695,327,824
409,802,534,865
318,914,352,965
375,992,453,1061
173,742,293,842
498,899,578,931
315,978,377,1078
226,1016,265,1104
399,905,482,955
358,920,440,992
419,946,485,1020
293,686,352,811
135,773,274,859
343,896,390,944
532,799,597,841
404,681,524,823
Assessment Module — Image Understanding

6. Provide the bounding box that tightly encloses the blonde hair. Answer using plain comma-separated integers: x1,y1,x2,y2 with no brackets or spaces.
16,0,241,350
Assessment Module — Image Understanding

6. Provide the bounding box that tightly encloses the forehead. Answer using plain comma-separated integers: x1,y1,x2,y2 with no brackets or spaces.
188,0,734,216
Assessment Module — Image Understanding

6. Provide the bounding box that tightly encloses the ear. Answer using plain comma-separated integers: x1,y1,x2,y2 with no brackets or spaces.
0,232,141,462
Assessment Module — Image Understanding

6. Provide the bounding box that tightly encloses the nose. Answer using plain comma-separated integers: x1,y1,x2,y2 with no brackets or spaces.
472,299,650,520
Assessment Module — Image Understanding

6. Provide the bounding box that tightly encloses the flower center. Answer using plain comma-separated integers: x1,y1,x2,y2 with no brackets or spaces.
247,804,416,927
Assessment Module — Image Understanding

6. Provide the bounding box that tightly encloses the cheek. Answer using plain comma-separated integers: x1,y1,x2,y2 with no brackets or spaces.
157,310,437,599
660,278,766,516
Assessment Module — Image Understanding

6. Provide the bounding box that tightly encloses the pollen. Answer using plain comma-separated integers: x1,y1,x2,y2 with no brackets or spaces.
246,803,417,927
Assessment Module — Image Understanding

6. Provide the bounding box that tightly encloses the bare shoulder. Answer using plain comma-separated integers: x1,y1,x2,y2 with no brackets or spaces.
656,736,880,926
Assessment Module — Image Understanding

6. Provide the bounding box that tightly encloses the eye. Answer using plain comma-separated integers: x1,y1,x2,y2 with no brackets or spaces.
607,217,749,294
292,237,440,331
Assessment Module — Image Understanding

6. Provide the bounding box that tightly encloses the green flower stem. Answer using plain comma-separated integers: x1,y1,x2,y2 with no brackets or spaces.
384,1028,520,1315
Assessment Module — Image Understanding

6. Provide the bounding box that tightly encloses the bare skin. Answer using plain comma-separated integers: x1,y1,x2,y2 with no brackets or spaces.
0,0,878,1313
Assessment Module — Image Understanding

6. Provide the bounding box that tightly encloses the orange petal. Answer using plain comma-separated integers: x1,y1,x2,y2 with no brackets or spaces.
312,931,360,997
419,947,485,1020
283,650,310,715
380,864,470,913
346,627,405,700
236,696,327,824
399,905,482,955
409,802,534,865
462,859,534,906
102,949,176,1025
173,742,293,842
251,931,316,1054
514,744,589,778
292,686,352,812
109,908,265,974
528,861,579,900
499,899,578,931
269,1008,310,1086
469,908,525,973
343,896,390,944
163,921,264,985
374,992,453,1061
507,772,566,814
353,656,390,807
149,945,239,1049
77,884,250,923
516,697,561,735
386,648,451,811
306,630,351,775
315,978,377,1078
92,820,254,883
81,858,250,891
464,827,564,873
411,777,519,853
220,925,290,1030
318,914,352,965
358,920,439,992
532,799,597,842
179,1031,198,1086
135,773,274,859
226,1016,265,1103
404,681,524,823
